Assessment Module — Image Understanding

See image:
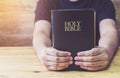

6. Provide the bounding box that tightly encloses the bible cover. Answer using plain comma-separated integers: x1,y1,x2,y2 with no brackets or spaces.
51,9,96,70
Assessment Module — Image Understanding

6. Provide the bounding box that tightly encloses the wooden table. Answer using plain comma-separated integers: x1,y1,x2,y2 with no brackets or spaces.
0,47,120,78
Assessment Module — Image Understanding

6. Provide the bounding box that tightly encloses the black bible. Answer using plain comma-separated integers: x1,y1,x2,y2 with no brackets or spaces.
51,9,96,70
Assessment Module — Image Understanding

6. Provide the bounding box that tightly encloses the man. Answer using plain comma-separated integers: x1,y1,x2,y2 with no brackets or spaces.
33,0,118,71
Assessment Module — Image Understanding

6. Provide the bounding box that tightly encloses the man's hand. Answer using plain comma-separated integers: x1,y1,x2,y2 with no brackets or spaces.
75,47,110,71
37,47,73,71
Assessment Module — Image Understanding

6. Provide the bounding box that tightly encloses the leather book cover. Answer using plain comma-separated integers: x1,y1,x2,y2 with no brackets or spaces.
51,9,96,70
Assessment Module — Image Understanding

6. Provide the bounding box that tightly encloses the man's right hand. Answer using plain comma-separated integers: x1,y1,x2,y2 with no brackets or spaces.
33,20,73,70
37,47,73,71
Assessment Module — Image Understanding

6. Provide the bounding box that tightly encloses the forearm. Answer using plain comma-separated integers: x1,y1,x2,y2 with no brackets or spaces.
33,32,51,51
33,20,52,52
98,19,118,60
99,31,118,59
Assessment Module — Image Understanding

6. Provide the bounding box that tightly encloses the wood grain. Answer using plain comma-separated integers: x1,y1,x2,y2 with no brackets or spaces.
0,0,38,46
0,47,119,78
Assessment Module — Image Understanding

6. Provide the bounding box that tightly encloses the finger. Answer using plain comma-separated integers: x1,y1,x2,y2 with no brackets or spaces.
57,51,71,57
75,61,109,67
75,56,101,62
75,52,109,62
80,65,108,71
77,48,102,56
43,55,73,62
47,65,69,71
44,61,73,67
46,49,71,57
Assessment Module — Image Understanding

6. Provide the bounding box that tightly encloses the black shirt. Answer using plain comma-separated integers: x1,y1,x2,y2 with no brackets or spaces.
35,0,116,44
35,0,115,23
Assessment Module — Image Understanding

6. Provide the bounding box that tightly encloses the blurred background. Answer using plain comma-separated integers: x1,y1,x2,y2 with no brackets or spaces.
0,0,38,46
0,0,119,46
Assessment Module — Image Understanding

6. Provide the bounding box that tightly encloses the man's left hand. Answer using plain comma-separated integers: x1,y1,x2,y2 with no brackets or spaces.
75,47,110,71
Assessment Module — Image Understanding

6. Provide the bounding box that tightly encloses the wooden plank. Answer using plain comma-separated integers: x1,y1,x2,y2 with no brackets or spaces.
0,47,119,78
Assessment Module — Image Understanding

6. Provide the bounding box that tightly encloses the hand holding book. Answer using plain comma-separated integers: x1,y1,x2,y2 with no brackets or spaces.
51,9,96,70
37,47,73,70
75,47,109,71
38,46,109,71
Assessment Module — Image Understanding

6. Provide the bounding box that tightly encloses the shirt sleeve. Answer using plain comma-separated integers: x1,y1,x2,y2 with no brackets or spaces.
96,0,116,23
35,0,51,23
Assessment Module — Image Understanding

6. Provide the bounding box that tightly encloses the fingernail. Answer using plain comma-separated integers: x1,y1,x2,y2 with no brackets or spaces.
70,61,73,64
74,57,81,60
70,57,73,60
77,52,84,56
74,57,78,60
74,57,77,60
75,62,82,65
77,53,80,55
48,66,56,70
80,66,84,68
78,57,82,61
75,62,78,65
68,52,71,56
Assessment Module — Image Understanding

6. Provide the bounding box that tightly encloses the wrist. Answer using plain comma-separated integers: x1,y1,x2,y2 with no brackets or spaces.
97,46,113,60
